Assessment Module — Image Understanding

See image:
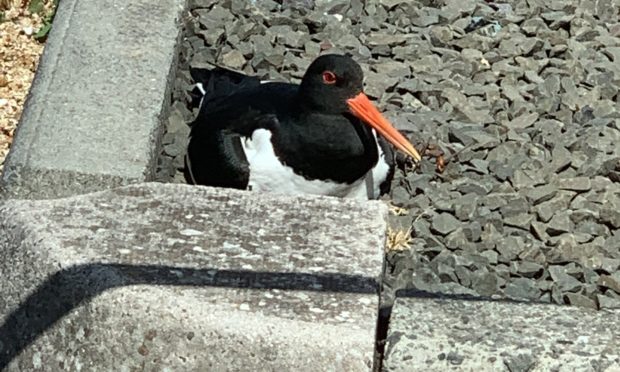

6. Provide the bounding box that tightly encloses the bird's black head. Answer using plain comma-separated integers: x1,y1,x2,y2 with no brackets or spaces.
297,53,423,163
298,54,364,114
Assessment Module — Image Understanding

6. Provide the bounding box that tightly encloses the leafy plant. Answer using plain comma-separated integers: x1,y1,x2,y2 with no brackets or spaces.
27,0,44,14
29,0,59,41
33,20,50,39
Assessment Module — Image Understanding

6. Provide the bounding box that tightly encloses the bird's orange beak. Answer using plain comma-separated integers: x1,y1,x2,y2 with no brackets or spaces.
347,93,421,162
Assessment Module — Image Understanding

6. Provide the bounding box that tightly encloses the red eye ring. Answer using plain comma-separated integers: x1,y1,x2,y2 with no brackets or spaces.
322,71,337,85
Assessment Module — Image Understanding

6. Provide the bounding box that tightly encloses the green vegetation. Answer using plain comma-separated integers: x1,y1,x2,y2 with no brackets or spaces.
28,0,59,41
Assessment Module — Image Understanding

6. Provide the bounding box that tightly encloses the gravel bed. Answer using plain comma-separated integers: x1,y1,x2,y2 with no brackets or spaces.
157,0,620,311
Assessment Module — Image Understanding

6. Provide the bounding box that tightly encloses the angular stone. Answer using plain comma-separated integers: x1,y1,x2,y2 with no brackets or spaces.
524,184,558,205
0,184,386,370
409,267,441,292
507,112,539,129
479,222,501,246
483,194,510,211
430,26,454,46
436,263,458,283
565,293,597,310
378,0,408,8
500,196,531,217
488,266,509,284
469,159,489,174
564,262,584,277
465,130,501,149
464,253,490,271
511,169,541,190
547,212,572,236
504,213,535,230
546,235,604,264
162,137,187,158
517,262,544,278
249,34,273,55
445,228,468,250
504,353,537,372
441,88,494,124
436,283,478,296
363,71,398,98
551,284,565,304
598,274,620,294
455,266,472,287
450,255,473,271
411,13,439,28
583,267,601,287
575,220,609,237
530,221,549,242
600,258,620,274
221,49,247,69
504,278,541,301
480,250,499,265
384,297,620,371
600,207,620,229
519,244,546,265
548,265,583,293
455,180,493,196
453,194,478,221
471,269,499,297
431,213,461,236
597,294,620,309
556,177,592,192
462,221,482,242
195,6,234,30
372,60,410,79
548,146,572,174
365,33,408,47
569,198,599,222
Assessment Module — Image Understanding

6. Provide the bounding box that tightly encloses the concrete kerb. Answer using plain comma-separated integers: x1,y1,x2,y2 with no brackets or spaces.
0,0,186,199
383,295,620,371
0,0,390,369
0,183,388,370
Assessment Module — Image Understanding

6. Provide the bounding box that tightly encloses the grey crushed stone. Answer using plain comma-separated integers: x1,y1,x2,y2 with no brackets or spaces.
157,0,620,312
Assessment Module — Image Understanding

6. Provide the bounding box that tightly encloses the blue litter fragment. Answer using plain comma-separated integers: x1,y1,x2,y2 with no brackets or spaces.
464,17,502,37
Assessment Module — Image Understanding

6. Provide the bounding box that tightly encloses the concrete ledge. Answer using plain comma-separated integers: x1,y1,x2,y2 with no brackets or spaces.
0,0,186,199
383,295,620,371
0,183,387,370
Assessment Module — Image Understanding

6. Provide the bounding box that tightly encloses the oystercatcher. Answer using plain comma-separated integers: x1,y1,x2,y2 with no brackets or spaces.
184,54,421,199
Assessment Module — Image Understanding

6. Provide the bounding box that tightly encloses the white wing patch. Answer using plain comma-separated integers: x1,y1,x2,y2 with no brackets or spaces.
240,129,390,200
195,82,206,95
195,82,206,109
367,130,391,199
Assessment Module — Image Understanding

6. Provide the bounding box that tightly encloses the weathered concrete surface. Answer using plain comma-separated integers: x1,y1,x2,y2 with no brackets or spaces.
383,296,620,371
0,183,387,371
0,0,185,199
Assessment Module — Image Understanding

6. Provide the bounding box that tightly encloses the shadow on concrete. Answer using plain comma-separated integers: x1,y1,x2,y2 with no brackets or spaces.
0,263,378,369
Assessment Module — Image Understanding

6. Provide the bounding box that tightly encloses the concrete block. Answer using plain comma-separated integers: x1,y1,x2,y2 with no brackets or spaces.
0,0,185,199
383,296,620,371
0,183,387,371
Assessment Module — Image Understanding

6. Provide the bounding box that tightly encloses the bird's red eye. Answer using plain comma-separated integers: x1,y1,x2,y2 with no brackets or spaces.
322,71,337,85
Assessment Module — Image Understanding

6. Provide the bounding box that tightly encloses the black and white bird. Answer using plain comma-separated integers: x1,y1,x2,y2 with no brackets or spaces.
184,54,421,200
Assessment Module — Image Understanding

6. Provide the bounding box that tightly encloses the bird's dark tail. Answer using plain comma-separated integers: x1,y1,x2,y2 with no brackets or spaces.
188,66,262,111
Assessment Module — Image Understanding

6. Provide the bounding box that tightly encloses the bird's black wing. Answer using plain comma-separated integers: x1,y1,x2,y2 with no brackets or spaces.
188,66,262,111
185,67,295,189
